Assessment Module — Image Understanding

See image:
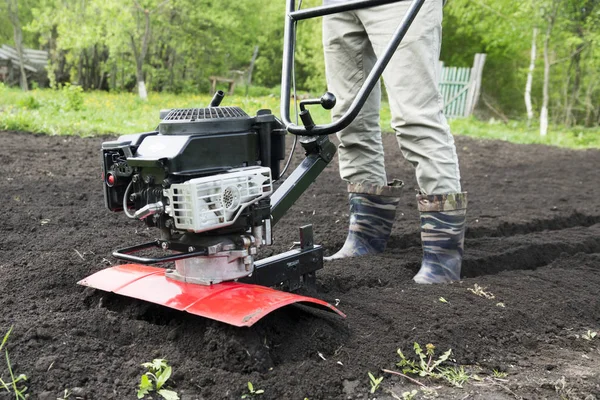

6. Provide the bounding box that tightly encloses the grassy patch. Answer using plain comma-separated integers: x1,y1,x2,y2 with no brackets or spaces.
1,86,598,149
450,118,600,149
0,86,295,136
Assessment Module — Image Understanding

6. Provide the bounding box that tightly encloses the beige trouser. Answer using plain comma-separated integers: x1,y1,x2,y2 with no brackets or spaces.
323,0,461,194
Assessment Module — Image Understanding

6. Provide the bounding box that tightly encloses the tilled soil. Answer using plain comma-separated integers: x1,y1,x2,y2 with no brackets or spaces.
0,130,599,400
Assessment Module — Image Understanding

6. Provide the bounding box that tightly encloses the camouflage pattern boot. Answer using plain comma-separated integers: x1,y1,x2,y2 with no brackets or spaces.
413,193,467,284
325,180,403,260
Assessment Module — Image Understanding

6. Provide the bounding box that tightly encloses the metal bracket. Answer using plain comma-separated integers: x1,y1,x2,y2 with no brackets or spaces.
240,225,322,291
270,136,337,226
299,224,314,250
112,240,208,264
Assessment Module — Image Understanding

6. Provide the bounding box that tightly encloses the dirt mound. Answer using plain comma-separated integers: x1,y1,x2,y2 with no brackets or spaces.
0,131,599,399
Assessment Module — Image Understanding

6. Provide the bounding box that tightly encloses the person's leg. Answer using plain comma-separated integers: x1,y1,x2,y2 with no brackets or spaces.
323,10,386,186
360,0,467,281
413,193,467,283
323,11,401,259
360,0,461,195
325,180,404,260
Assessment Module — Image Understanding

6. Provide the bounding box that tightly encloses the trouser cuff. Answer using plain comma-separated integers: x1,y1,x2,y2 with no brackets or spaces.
347,179,404,197
417,192,468,212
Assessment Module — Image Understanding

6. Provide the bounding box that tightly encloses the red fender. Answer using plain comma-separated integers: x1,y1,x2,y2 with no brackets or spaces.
78,264,345,327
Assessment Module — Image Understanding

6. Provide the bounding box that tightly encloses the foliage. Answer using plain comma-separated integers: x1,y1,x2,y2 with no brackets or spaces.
241,381,264,398
444,0,600,126
17,94,40,110
492,369,508,379
401,390,418,400
137,358,179,400
1,86,599,150
61,84,85,111
397,343,469,388
0,327,28,400
436,365,470,387
2,0,599,128
368,372,384,394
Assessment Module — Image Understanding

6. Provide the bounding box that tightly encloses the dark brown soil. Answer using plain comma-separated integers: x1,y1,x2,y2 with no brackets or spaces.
0,130,599,400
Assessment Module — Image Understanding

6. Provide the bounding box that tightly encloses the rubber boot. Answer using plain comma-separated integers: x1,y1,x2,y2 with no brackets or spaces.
413,192,467,284
325,180,403,260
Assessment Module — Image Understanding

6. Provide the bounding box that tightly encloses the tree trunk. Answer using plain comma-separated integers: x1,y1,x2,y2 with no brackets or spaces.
540,1,560,137
111,62,117,91
525,28,537,126
132,51,147,99
129,7,152,100
540,30,550,137
245,45,259,96
168,48,176,90
565,42,583,127
583,79,597,127
6,0,28,91
78,51,84,87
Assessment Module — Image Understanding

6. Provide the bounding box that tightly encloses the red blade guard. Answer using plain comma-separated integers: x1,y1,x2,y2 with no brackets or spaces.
78,264,345,327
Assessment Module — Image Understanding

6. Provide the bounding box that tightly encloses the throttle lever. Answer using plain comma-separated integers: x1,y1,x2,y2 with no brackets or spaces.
299,92,337,111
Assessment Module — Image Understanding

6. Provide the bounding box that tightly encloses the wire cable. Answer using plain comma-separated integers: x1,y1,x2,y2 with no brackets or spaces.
277,0,303,180
123,181,137,219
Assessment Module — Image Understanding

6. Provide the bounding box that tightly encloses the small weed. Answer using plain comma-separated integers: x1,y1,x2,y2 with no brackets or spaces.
397,343,451,377
467,284,495,299
137,358,179,400
582,330,597,341
492,369,508,379
0,327,28,400
241,381,264,398
402,389,418,399
437,365,470,387
368,372,383,394
438,297,448,304
61,84,85,111
396,343,470,387
17,95,41,110
57,389,71,399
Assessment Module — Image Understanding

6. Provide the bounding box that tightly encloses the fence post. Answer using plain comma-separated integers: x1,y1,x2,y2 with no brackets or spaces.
464,53,486,117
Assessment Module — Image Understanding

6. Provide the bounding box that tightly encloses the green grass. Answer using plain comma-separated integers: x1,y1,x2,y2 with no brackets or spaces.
0,85,296,137
451,118,600,149
0,85,598,149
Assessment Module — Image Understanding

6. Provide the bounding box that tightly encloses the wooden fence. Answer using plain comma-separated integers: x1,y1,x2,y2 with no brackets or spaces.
0,44,49,86
438,53,486,118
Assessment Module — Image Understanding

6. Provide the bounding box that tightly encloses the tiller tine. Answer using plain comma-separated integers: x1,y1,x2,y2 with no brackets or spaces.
78,264,345,327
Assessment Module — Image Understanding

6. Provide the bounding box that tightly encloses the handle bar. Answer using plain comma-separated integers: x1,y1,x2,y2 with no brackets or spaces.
280,0,426,136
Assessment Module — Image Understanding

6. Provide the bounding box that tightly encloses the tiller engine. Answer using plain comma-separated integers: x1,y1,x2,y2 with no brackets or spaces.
79,0,425,327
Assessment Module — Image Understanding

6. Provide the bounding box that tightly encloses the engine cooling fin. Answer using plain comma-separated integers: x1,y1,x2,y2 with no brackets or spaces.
159,106,253,135
78,264,345,327
163,107,249,121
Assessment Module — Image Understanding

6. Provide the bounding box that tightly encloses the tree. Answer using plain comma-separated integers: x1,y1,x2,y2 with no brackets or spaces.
540,0,561,137
18,0,599,127
525,28,538,125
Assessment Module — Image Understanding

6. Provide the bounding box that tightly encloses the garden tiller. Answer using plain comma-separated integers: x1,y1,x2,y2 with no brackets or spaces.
79,0,425,327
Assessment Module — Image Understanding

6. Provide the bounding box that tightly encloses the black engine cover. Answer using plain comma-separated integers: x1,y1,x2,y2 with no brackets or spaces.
101,106,285,216
127,131,260,176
